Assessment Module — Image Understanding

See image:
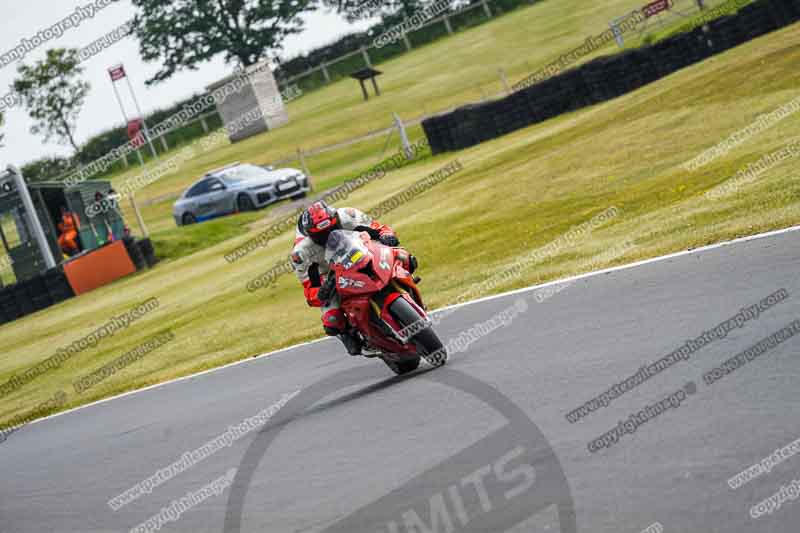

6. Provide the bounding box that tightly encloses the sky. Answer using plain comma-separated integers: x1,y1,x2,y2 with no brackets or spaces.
0,0,378,167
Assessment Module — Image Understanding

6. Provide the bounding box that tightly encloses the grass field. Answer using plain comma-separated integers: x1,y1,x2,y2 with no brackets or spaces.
0,0,798,428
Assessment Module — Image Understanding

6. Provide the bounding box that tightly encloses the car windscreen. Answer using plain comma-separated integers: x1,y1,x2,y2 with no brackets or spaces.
217,165,266,183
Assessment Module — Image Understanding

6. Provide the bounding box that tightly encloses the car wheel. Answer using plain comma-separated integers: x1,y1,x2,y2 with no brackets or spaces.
182,213,197,225
237,194,256,212
290,191,307,201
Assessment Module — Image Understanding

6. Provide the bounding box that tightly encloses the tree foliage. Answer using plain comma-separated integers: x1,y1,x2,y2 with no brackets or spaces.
131,0,317,85
322,0,451,22
21,155,74,183
13,48,89,155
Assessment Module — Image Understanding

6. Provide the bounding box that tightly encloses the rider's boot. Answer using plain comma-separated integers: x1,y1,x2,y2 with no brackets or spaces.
325,326,362,356
339,330,363,356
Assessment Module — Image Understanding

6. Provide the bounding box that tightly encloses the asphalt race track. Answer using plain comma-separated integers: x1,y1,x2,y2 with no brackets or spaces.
2,228,799,533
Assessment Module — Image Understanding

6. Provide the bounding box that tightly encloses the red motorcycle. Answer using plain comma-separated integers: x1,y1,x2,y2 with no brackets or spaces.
322,229,447,375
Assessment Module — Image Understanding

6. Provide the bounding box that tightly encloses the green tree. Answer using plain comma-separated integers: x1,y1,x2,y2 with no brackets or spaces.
323,0,445,22
21,155,74,183
131,0,316,85
13,49,89,155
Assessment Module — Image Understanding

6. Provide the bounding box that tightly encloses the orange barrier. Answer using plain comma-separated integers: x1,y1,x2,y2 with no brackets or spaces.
63,240,136,296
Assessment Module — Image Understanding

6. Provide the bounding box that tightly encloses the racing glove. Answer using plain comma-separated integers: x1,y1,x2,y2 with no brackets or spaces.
317,273,337,304
379,234,400,247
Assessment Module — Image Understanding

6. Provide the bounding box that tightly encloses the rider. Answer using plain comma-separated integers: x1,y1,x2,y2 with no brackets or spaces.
291,201,405,355
57,207,81,257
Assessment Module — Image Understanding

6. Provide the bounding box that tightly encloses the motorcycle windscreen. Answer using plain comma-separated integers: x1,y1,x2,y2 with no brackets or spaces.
325,230,370,270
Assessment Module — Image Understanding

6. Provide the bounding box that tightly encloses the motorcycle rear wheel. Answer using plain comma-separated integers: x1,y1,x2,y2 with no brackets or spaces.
388,297,448,368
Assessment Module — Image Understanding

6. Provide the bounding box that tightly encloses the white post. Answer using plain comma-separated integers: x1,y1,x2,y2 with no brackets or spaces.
6,165,56,269
361,46,372,67
124,74,159,160
111,80,129,123
393,112,412,159
498,68,511,94
610,20,625,48
297,147,313,190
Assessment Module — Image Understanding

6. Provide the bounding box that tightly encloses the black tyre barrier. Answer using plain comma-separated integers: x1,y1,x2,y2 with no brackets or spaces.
25,277,53,312
131,246,147,271
0,267,75,327
0,287,19,324
422,0,799,154
138,238,159,268
0,286,20,325
11,283,35,317
31,292,53,312
767,0,798,25
25,276,48,300
123,236,147,271
47,284,74,305
705,16,746,53
43,267,75,305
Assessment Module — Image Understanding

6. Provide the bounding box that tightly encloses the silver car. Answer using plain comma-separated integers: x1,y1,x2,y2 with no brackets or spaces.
173,162,310,226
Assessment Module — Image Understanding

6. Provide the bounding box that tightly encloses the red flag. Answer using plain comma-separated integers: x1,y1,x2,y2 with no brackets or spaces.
108,64,126,82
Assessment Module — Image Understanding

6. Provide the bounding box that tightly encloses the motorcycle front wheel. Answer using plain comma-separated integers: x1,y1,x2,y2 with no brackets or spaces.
380,356,420,375
388,297,448,368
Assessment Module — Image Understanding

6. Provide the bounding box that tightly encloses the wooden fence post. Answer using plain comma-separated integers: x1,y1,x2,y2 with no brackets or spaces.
482,0,492,19
130,193,149,238
402,19,413,51
361,46,372,67
297,148,313,190
443,14,454,35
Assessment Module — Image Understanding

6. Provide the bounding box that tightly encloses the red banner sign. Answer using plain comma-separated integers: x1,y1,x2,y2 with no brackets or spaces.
127,119,144,148
642,0,672,17
108,64,126,82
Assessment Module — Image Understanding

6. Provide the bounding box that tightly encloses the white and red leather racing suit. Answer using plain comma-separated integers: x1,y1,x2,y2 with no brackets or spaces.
290,207,397,332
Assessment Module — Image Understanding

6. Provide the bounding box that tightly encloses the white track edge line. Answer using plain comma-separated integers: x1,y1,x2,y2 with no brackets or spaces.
435,223,800,312
24,223,800,429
